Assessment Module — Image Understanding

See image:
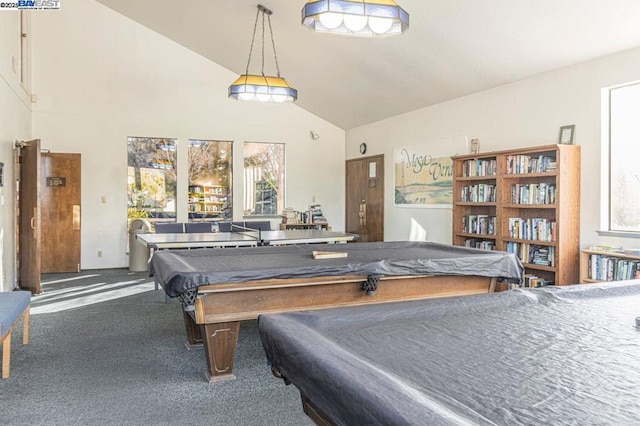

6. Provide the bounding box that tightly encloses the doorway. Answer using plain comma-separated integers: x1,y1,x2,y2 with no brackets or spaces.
345,155,384,242
16,142,82,294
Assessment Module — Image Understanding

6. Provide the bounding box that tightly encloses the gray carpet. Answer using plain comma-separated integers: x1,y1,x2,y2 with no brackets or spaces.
1,269,313,426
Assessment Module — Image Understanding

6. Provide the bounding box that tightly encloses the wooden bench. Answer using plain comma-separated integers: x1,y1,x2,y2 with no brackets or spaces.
0,291,31,379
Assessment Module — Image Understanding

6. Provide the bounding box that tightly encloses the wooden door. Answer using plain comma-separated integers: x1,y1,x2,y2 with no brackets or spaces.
41,153,81,273
17,139,41,294
346,155,384,242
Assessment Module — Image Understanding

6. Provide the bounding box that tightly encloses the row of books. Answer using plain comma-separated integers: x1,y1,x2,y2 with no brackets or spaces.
282,205,326,224
461,184,496,202
588,254,640,281
463,215,496,235
506,242,556,266
463,239,495,250
507,217,556,241
523,274,553,288
510,183,556,205
505,155,556,174
462,159,497,177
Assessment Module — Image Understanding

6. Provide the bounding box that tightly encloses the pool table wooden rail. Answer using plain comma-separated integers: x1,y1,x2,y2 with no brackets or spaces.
183,274,497,383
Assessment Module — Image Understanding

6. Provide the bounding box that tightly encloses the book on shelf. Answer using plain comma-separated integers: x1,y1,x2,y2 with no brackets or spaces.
588,244,625,253
523,274,553,288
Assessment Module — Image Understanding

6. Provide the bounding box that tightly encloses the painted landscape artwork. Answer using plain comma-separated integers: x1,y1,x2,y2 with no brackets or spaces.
394,143,454,207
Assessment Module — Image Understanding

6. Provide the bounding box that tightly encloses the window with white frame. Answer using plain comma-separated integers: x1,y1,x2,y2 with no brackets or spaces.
188,140,233,221
609,82,640,233
127,137,177,223
243,142,285,216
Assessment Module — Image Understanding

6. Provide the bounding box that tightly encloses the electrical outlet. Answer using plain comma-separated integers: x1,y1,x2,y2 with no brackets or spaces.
97,250,103,258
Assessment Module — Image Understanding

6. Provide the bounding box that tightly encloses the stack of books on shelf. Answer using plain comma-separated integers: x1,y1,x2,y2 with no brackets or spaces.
282,207,299,224
506,242,555,266
464,239,495,250
463,215,496,235
461,184,496,202
510,183,556,204
505,155,557,174
588,253,640,281
523,274,553,288
462,159,497,177
309,204,326,223
508,217,556,241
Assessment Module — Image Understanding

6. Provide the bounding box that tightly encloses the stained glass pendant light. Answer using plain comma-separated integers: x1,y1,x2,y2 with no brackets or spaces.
302,0,409,36
229,5,297,103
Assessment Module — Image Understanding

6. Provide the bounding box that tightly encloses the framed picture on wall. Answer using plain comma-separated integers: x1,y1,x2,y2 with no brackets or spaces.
0,162,4,186
559,125,575,144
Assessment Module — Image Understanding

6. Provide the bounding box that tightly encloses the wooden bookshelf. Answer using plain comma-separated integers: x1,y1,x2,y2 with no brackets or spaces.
452,144,581,286
580,249,640,283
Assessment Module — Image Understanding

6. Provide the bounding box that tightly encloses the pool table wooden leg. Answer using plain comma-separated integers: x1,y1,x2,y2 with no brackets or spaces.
183,312,203,349
200,321,240,383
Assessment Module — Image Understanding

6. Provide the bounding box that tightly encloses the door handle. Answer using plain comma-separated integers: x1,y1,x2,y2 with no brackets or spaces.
30,217,36,229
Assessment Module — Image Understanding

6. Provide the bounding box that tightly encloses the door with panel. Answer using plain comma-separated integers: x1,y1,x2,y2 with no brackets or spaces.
346,155,384,242
41,153,81,273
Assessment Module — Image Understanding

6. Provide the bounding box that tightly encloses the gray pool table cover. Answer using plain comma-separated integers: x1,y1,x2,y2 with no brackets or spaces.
150,241,524,297
259,281,640,425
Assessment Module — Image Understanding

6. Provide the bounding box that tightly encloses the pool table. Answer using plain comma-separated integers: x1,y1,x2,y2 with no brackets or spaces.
150,241,523,382
259,281,640,425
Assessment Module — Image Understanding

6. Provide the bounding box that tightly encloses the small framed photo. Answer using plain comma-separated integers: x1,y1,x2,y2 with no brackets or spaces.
469,138,480,154
559,125,575,144
0,162,4,187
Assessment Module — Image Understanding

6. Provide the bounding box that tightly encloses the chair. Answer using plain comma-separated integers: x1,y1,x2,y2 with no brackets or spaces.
155,222,184,233
245,221,271,231
185,222,213,233
217,222,232,232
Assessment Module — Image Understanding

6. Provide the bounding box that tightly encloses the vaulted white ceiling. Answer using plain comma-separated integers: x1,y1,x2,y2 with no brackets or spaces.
96,0,640,130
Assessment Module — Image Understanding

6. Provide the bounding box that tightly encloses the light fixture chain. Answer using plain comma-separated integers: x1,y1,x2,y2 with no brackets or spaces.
261,10,266,76
245,7,261,74
267,14,281,78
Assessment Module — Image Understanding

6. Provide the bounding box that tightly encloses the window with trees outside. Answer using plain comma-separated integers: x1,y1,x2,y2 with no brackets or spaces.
609,82,640,233
127,137,177,224
244,142,285,216
188,140,232,222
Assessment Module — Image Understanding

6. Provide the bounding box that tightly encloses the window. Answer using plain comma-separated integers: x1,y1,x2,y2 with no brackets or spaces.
127,137,177,222
244,142,285,216
188,140,232,221
609,82,640,233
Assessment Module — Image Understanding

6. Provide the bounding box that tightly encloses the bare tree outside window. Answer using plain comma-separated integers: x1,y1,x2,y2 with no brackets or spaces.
188,140,233,221
127,137,177,223
244,142,285,216
610,82,640,232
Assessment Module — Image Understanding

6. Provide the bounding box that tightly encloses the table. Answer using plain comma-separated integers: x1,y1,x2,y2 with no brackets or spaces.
259,281,640,425
150,241,523,383
136,229,357,250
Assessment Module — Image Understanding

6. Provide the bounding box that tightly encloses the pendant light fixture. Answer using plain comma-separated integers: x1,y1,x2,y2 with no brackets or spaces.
302,0,409,36
229,5,297,103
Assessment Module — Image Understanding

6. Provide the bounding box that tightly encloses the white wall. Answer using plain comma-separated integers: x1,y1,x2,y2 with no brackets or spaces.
0,11,32,291
30,0,345,269
346,46,640,249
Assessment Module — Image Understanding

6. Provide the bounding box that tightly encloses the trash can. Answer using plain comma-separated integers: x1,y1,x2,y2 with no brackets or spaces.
129,218,151,272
